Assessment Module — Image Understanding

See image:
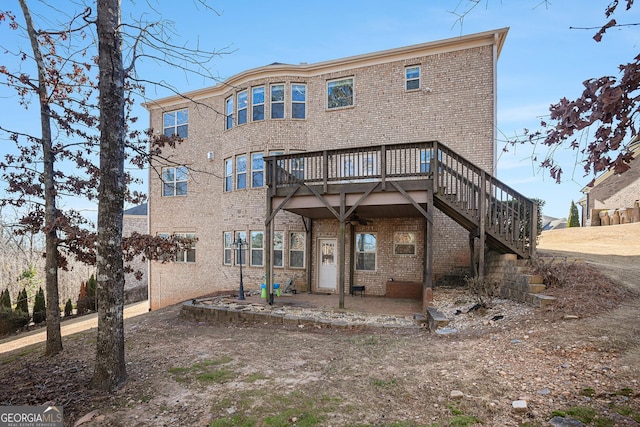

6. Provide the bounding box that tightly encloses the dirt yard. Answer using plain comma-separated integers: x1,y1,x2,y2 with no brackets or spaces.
0,224,639,427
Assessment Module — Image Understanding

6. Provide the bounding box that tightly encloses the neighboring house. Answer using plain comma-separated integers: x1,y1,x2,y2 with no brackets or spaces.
578,140,640,226
123,203,149,304
542,215,567,231
144,28,537,311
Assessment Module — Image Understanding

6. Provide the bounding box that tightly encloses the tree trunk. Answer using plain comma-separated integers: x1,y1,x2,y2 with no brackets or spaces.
90,0,127,391
18,0,63,356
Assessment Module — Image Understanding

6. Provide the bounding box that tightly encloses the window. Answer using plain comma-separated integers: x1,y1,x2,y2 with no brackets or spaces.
237,90,248,125
235,231,247,265
252,86,265,121
225,96,233,129
251,153,264,187
394,232,416,255
339,153,376,179
156,233,172,261
289,232,305,268
250,231,264,267
163,109,188,138
291,156,305,180
327,77,353,109
223,232,233,265
405,66,420,90
162,166,188,196
224,158,232,192
355,233,376,271
271,84,285,119
236,155,247,190
273,231,284,268
176,233,196,263
291,83,306,119
420,149,442,174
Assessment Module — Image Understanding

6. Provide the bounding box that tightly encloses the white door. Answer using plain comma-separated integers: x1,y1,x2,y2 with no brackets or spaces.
318,239,337,290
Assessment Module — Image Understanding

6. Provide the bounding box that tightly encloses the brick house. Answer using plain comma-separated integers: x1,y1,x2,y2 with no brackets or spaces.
144,28,536,311
578,139,640,226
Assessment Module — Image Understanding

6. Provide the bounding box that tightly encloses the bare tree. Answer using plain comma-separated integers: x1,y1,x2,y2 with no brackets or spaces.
454,1,639,183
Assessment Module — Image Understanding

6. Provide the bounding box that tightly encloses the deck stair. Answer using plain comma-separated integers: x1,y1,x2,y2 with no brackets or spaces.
266,140,537,263
485,253,557,307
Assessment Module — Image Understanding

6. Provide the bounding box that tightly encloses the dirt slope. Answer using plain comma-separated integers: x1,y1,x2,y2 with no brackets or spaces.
0,224,638,427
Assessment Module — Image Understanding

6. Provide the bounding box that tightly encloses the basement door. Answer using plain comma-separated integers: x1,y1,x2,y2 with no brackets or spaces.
318,239,337,290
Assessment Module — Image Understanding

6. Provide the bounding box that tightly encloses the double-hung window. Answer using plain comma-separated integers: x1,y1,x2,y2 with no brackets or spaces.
250,231,264,267
176,233,196,263
273,231,284,268
223,232,233,265
289,232,305,268
355,233,376,271
291,83,306,119
251,153,264,187
162,166,188,196
225,96,234,129
235,231,247,266
271,84,285,119
237,90,248,125
236,155,247,190
163,109,188,138
405,65,420,90
327,77,353,109
224,158,233,192
252,86,265,121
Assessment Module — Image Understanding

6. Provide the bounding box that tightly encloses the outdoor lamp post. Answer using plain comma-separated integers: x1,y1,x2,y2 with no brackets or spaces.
232,237,247,300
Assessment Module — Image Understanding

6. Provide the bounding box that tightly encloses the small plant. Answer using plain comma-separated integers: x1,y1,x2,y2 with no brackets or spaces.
64,299,73,317
371,378,398,388
565,406,597,424
580,387,596,397
245,372,268,383
32,287,46,324
464,275,499,306
617,387,634,397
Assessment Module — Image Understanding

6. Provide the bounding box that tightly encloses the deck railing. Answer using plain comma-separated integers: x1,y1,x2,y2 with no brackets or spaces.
265,141,536,258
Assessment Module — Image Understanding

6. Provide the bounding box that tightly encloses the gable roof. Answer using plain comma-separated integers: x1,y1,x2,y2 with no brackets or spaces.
124,203,148,216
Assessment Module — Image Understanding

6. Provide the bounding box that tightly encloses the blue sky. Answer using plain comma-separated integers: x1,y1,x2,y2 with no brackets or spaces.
1,1,638,220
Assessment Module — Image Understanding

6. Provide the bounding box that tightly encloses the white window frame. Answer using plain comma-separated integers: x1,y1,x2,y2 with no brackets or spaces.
273,231,284,268
236,155,247,190
251,152,264,188
271,84,285,119
291,83,306,119
163,109,188,138
225,96,234,129
224,158,233,192
250,231,264,267
355,232,377,271
327,77,354,109
393,232,416,256
237,89,248,125
405,65,421,91
252,86,265,121
175,233,196,263
223,232,233,265
162,166,188,197
289,231,305,269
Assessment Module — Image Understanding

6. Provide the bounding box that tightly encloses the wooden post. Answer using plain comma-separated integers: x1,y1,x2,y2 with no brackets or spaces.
478,171,486,278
